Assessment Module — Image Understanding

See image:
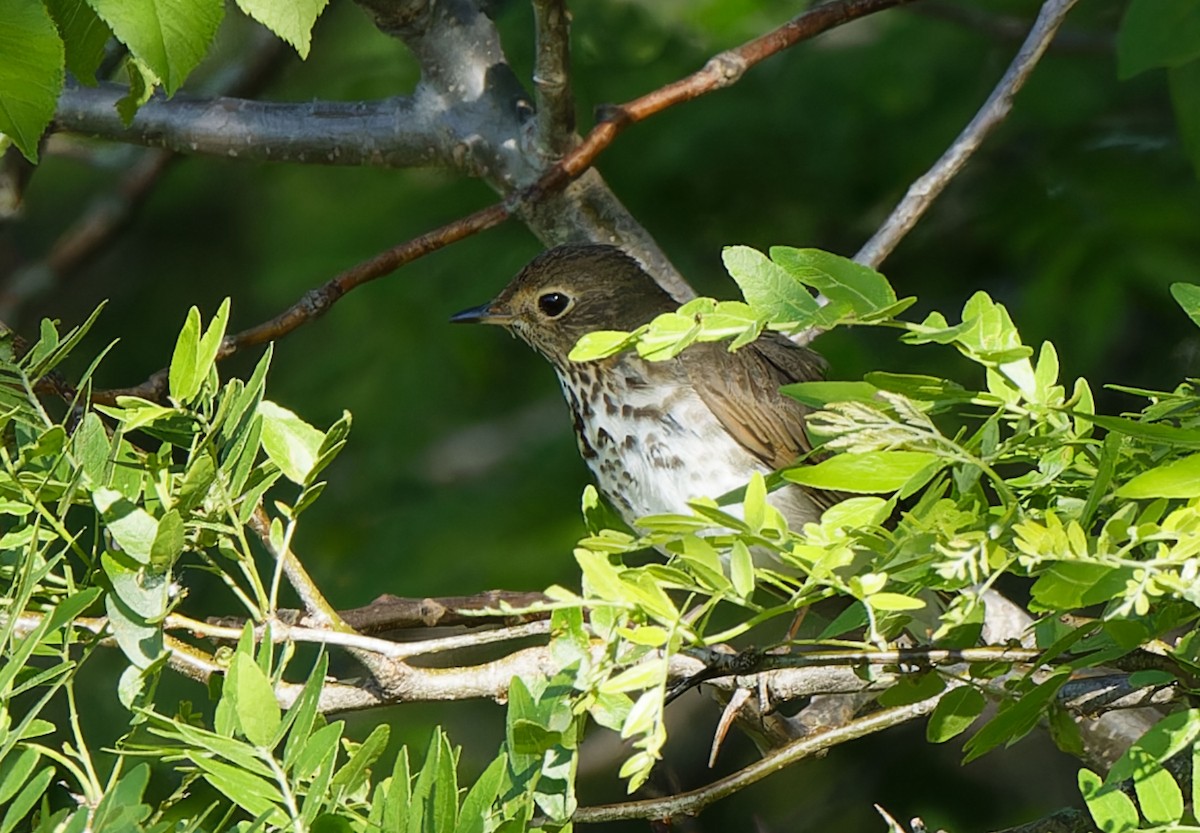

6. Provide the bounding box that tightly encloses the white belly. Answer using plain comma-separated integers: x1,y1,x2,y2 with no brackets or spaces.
555,365,820,530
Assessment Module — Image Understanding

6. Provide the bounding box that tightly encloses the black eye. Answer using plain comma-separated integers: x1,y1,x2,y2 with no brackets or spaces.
537,291,571,318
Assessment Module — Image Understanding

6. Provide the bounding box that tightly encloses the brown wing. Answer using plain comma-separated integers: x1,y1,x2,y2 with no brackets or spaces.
681,333,826,471
681,334,842,514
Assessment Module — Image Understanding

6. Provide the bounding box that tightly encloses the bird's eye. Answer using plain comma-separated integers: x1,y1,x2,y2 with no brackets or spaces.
537,291,571,318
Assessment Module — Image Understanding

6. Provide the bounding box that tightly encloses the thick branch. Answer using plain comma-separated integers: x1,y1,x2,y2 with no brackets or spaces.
54,83,445,169
531,0,575,158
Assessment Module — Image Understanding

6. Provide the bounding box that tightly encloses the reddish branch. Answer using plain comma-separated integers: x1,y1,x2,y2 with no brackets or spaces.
91,0,912,405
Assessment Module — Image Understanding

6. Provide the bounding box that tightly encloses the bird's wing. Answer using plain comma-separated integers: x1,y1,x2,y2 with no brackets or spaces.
681,333,827,472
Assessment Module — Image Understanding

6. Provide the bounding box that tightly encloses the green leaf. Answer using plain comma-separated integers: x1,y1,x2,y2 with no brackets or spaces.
169,306,201,403
149,508,185,570
729,539,754,599
293,721,342,781
116,57,157,124
780,380,881,408
1074,412,1200,447
1030,563,1132,611
1117,0,1200,78
282,653,328,765
0,766,53,833
1107,709,1200,786
0,0,64,163
1171,282,1200,328
1172,61,1200,179
1130,755,1183,826
236,0,328,58
104,593,162,669
331,724,389,794
44,0,112,84
194,757,288,827
453,753,506,833
93,487,158,564
865,372,973,404
234,653,281,748
72,411,110,486
782,451,943,493
0,748,40,806
258,400,324,485
1079,768,1139,833
101,550,168,619
87,0,224,94
722,245,819,324
963,670,1070,762
867,592,926,612
770,246,897,316
1116,452,1200,498
926,686,985,743
569,330,635,362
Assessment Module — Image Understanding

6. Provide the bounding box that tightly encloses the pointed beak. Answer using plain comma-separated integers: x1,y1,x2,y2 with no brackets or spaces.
450,302,512,326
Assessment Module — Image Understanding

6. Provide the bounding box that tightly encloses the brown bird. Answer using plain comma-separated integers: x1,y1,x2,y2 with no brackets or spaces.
451,244,835,533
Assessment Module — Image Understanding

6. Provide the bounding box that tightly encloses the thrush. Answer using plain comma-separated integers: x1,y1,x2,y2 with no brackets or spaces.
451,244,836,534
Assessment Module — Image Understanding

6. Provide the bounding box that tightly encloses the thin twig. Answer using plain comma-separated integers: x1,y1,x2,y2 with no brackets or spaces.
855,0,1080,268
167,611,550,659
90,0,910,405
209,589,553,634
531,0,575,158
570,690,949,824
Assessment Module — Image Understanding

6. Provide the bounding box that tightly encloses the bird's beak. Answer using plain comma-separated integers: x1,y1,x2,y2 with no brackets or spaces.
449,303,512,326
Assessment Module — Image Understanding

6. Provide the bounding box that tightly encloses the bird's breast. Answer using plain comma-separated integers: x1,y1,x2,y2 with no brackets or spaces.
555,358,816,529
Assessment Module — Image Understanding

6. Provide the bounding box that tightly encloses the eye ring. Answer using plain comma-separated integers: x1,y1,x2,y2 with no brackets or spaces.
537,291,572,318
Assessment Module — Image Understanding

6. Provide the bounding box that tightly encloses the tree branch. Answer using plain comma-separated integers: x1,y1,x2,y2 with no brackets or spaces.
53,83,446,169
89,0,913,405
531,0,575,158
570,690,947,824
855,0,1080,268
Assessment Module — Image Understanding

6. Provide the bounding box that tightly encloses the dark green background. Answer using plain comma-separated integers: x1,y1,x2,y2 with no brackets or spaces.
10,0,1200,828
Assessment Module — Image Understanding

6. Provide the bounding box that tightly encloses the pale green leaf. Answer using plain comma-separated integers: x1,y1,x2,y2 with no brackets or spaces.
44,0,112,84
783,451,943,493
927,687,985,743
867,592,926,612
258,400,324,485
1171,282,1200,329
169,306,202,404
236,0,328,57
770,246,896,315
1116,452,1200,498
1078,768,1139,833
0,0,65,162
87,0,224,94
93,487,158,563
729,539,754,599
233,653,281,748
722,245,818,324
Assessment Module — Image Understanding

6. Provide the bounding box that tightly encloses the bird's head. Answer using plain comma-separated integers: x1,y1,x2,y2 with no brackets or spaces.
451,245,677,367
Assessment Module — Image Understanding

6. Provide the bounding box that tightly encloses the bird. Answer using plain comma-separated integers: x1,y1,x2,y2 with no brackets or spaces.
450,244,836,535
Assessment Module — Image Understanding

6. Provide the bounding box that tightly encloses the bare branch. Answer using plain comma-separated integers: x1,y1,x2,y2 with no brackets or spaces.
855,0,1081,269
220,589,554,634
531,0,575,158
53,83,445,169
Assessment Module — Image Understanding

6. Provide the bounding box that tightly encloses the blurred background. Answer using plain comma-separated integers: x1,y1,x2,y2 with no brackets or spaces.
7,0,1200,828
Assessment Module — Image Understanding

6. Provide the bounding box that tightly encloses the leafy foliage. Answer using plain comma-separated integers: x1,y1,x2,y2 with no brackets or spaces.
0,0,329,162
